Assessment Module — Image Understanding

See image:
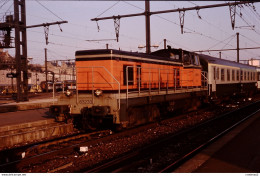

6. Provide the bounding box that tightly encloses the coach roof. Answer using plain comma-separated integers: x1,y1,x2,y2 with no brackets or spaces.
199,54,257,70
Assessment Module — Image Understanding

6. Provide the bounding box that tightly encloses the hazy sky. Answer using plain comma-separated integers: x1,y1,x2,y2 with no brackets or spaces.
1,1,260,64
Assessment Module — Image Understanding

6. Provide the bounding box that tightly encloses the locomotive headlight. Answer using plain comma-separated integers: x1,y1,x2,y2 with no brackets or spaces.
95,89,103,97
65,89,72,97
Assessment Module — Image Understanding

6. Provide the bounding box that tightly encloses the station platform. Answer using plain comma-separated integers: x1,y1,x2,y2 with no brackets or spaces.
0,96,76,150
174,109,260,173
0,97,57,113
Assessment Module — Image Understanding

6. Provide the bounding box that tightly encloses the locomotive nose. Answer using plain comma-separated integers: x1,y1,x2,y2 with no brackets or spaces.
91,106,110,116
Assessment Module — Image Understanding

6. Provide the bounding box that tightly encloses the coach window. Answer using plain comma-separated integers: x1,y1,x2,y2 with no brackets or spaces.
232,70,235,81
213,67,216,80
216,67,219,80
244,71,247,81
123,65,134,85
227,69,230,81
221,68,225,81
258,72,260,81
240,70,243,81
236,70,239,81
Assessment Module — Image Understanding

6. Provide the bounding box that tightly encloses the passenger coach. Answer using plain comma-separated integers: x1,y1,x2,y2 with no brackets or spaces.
199,54,257,98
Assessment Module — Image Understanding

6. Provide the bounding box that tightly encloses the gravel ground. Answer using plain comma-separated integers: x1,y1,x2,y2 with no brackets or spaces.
18,95,260,173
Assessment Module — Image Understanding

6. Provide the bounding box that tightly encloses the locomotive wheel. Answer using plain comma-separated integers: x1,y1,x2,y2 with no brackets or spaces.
82,115,101,131
81,108,100,131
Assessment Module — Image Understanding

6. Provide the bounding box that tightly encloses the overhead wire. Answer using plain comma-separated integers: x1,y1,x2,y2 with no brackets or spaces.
96,1,121,18
188,1,260,59
0,0,8,9
34,0,64,21
123,1,238,59
207,34,236,50
235,6,260,58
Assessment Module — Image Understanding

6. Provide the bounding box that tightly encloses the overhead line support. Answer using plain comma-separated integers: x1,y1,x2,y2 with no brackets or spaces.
91,1,252,54
91,1,250,20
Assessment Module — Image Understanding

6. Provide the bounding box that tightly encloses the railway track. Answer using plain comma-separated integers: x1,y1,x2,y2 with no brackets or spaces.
0,97,258,172
82,100,260,173
0,130,112,172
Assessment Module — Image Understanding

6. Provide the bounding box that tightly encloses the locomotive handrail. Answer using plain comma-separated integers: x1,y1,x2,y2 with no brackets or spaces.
75,66,121,111
201,71,208,89
125,66,205,107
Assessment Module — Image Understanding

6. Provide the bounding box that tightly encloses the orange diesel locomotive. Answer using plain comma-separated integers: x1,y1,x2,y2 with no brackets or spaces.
50,48,208,130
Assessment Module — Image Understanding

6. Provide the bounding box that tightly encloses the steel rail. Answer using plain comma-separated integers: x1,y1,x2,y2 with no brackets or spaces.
0,130,111,170
159,104,260,172
84,100,260,173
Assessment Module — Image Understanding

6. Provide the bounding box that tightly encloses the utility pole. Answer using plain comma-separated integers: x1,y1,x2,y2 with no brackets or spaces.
145,0,151,53
45,48,48,93
237,32,239,63
164,39,167,49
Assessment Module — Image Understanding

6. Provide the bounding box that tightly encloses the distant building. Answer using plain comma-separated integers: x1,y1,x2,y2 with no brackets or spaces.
1,49,75,90
248,58,260,67
0,49,15,70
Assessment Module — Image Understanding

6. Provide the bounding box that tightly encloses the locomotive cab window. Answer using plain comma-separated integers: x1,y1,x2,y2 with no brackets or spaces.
183,54,191,65
191,55,200,66
194,55,200,65
170,53,180,60
123,65,134,85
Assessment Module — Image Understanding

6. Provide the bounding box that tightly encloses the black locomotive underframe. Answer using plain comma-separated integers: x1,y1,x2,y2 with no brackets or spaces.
119,90,208,125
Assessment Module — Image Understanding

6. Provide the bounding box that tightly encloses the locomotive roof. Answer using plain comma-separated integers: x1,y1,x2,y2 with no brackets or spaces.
75,49,183,63
199,54,257,70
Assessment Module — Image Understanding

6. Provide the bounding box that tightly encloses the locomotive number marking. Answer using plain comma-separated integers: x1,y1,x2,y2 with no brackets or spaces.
79,100,93,104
